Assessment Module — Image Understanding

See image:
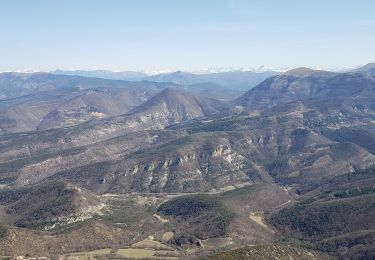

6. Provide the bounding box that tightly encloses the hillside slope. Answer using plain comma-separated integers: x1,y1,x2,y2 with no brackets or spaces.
234,70,375,114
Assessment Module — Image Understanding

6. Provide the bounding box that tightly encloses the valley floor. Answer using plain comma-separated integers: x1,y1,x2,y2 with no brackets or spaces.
0,183,297,259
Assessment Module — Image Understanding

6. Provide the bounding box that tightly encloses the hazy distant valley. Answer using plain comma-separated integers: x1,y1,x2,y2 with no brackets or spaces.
1,65,375,259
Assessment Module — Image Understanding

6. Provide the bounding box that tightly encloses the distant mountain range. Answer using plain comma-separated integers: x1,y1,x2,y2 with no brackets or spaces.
52,69,278,94
51,63,374,89
52,69,149,81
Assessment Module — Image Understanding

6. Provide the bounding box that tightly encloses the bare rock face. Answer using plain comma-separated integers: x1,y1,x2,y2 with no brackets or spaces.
94,133,263,193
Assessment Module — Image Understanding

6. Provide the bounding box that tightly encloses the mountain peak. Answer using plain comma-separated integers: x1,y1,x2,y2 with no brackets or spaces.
234,70,373,113
127,87,224,123
160,86,179,94
284,67,318,76
284,67,335,77
152,87,189,102
355,63,375,72
362,62,375,68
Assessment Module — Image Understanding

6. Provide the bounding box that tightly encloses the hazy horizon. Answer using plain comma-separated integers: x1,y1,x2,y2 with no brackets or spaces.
1,62,372,74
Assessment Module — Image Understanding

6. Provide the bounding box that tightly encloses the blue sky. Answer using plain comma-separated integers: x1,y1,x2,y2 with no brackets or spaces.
1,0,375,71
